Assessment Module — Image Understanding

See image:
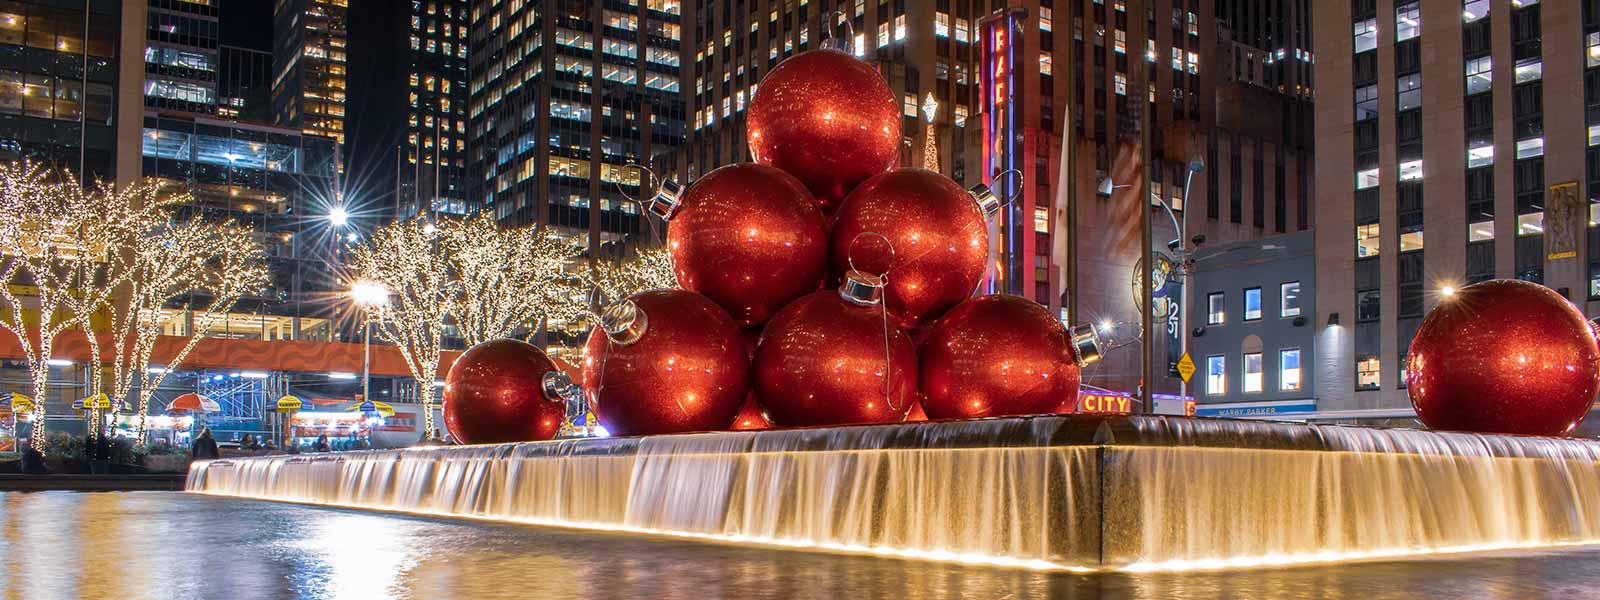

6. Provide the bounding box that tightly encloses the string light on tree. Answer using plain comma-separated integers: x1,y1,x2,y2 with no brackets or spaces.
921,93,939,171
445,213,585,346
350,218,451,440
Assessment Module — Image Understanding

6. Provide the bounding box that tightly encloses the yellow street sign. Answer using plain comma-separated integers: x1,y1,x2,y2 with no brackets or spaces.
1176,352,1197,383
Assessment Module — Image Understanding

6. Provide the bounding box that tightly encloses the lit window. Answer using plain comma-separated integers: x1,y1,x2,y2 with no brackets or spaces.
1357,223,1381,257
1114,73,1127,95
935,13,949,37
877,23,888,48
1207,355,1226,395
1516,137,1544,159
1114,30,1126,54
954,105,967,127
1041,53,1052,76
1280,282,1302,318
1243,352,1263,393
1354,84,1378,121
1518,212,1545,236
1514,58,1542,83
1464,0,1489,23
1400,229,1424,252
1396,74,1422,111
1353,18,1377,54
853,33,865,56
1467,142,1494,167
1589,124,1600,147
903,94,917,117
1398,159,1423,181
1589,32,1600,68
1469,220,1494,241
1208,291,1225,325
1356,167,1379,190
1356,356,1380,390
894,15,906,41
1033,207,1048,233
1465,56,1492,94
1395,2,1420,41
1280,349,1302,391
955,18,969,43
1040,7,1052,32
1244,287,1262,321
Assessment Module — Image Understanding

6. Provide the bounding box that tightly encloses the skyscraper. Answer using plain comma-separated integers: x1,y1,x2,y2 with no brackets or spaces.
349,0,471,219
143,0,219,115
218,44,273,122
1311,0,1593,416
682,0,1313,397
272,0,348,146
465,0,689,355
0,1,120,182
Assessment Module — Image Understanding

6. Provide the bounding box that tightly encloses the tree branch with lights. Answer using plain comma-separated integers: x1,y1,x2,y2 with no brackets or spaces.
584,246,678,313
350,218,451,439
445,213,585,347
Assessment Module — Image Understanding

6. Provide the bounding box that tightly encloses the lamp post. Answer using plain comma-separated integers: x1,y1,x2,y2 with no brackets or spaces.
349,280,389,405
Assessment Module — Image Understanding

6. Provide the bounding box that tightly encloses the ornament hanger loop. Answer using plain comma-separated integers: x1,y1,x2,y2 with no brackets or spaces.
846,231,895,280
993,168,1023,200
613,163,660,204
823,10,856,52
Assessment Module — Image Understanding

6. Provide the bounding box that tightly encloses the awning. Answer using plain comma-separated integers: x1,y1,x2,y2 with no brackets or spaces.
167,392,221,414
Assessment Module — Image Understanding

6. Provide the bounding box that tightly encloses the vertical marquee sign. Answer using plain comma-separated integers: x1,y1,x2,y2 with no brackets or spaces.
981,9,1027,295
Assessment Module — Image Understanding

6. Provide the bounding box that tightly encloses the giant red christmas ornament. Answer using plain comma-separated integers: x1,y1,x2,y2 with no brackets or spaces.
443,338,579,445
829,169,1000,329
584,290,750,436
919,295,1104,420
1407,279,1600,436
753,271,918,426
747,49,900,209
649,163,827,327
730,394,771,430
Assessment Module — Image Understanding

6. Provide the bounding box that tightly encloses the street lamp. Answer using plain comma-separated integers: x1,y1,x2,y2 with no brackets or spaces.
329,206,351,228
349,280,389,405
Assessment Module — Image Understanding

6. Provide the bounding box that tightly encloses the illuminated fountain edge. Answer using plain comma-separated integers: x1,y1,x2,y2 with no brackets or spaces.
186,414,1600,572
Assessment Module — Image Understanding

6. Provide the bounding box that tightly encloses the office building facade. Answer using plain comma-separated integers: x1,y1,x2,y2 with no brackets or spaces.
1313,0,1597,414
272,0,347,146
0,0,120,182
218,44,272,121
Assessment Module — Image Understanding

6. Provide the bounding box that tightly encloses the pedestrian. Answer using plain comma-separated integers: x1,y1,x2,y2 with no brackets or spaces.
314,434,330,453
191,428,220,460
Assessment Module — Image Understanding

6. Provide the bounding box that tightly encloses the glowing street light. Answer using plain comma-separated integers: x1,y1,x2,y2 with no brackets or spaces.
349,280,389,307
329,206,351,227
350,279,389,404
1440,285,1457,299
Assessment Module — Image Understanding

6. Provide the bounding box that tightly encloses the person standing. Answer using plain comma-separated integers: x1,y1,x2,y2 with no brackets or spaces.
191,428,220,461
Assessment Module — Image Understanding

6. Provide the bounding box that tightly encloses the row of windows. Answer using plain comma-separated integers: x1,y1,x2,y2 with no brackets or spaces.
1206,348,1302,395
1205,282,1301,326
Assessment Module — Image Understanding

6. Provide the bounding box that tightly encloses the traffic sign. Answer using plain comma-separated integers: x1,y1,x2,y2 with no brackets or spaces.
1176,352,1196,383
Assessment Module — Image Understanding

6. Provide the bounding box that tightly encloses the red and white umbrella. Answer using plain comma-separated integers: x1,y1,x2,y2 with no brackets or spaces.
167,393,221,414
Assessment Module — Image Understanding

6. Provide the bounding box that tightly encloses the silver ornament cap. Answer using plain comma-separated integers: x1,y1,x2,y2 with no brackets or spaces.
838,270,886,306
646,179,685,220
599,299,649,346
1068,323,1105,367
968,183,1003,220
541,370,582,404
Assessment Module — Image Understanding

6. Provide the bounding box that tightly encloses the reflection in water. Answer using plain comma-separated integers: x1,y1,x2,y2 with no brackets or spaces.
0,492,1598,600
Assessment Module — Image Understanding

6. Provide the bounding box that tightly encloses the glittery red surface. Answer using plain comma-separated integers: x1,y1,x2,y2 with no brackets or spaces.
729,393,771,431
668,163,828,327
829,169,989,329
747,49,900,209
753,291,917,426
442,338,566,444
584,290,749,437
918,295,1081,420
1407,279,1600,436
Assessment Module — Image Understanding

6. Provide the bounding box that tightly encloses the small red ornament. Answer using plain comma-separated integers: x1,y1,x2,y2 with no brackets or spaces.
584,290,750,436
919,295,1094,420
753,271,918,426
443,338,577,445
730,394,771,430
653,163,828,327
1407,279,1600,436
748,49,900,209
829,169,999,329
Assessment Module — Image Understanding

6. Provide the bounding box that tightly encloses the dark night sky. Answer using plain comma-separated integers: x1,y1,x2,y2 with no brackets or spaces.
220,1,275,50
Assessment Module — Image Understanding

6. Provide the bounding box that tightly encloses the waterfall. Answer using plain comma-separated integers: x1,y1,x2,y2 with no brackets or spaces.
187,414,1600,571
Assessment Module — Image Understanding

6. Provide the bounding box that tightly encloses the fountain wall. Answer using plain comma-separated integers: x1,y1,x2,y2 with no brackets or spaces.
186,415,1600,570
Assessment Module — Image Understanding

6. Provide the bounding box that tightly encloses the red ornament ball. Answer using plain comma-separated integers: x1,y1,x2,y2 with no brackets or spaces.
730,393,771,430
667,163,828,327
584,290,750,437
1407,279,1600,436
919,295,1081,420
830,169,989,329
443,338,569,445
753,289,918,426
748,49,900,209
